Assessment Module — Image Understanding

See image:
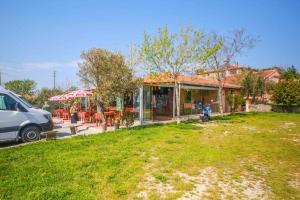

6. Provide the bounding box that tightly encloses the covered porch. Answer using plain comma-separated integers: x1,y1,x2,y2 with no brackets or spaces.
140,84,219,122
138,74,241,122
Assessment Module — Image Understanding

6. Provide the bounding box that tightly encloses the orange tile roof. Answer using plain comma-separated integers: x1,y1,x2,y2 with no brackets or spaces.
144,74,241,89
262,69,279,78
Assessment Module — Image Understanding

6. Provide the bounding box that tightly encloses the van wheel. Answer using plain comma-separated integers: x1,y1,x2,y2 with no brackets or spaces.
21,126,41,142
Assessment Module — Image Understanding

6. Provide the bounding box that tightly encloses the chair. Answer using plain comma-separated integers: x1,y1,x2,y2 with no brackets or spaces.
62,110,70,120
81,112,90,123
105,111,115,126
93,113,101,127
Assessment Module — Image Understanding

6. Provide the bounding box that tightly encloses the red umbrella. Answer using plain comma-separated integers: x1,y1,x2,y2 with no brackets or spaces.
48,95,69,101
66,90,93,98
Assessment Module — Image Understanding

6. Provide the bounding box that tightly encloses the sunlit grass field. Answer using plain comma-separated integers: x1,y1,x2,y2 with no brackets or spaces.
0,112,299,199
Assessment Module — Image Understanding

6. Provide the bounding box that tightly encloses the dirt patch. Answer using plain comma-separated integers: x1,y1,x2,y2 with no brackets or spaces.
137,156,177,199
138,159,272,199
137,174,176,199
242,126,257,131
177,167,217,199
289,173,300,190
281,122,296,129
177,167,272,200
196,122,218,128
223,130,230,136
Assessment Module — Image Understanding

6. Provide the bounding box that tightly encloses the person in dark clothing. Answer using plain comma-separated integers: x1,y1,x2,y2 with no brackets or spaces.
70,102,79,134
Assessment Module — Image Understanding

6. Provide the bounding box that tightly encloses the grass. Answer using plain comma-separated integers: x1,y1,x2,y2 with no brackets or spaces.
0,112,299,199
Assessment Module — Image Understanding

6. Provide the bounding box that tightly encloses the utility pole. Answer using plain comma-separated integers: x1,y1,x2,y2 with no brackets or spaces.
0,70,2,86
53,70,56,89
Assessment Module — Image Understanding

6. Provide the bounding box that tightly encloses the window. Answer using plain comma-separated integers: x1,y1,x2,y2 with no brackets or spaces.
186,90,192,102
9,92,32,108
0,93,18,111
0,95,7,110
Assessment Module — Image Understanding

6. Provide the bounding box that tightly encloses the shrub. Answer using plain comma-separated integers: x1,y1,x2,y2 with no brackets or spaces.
124,111,134,128
226,94,245,113
272,79,300,106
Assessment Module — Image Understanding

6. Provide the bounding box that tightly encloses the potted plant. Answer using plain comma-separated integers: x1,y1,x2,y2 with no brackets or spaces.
124,111,134,128
114,115,121,130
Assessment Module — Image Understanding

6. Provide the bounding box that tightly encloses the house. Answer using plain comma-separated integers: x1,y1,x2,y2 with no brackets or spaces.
134,74,241,122
194,65,282,104
196,64,244,80
197,64,281,84
262,68,281,83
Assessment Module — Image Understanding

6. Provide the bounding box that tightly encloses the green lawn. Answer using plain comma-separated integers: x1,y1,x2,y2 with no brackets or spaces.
0,113,299,199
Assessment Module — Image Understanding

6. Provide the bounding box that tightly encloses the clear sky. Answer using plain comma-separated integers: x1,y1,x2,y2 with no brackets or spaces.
0,0,299,89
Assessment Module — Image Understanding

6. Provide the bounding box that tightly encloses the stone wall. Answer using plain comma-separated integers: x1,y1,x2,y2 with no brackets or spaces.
248,103,272,112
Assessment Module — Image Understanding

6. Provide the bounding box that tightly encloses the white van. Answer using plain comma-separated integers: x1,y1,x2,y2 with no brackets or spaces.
0,86,53,142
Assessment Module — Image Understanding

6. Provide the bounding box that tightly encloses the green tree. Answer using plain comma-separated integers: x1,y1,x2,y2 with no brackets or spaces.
254,74,265,100
78,48,139,130
134,25,214,123
226,94,245,113
265,80,277,95
65,86,78,92
282,65,299,80
5,79,36,95
34,87,64,109
272,79,300,106
202,29,257,115
4,79,36,103
241,71,266,102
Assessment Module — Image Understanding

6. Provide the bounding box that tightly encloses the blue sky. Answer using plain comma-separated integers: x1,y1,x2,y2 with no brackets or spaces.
0,0,299,88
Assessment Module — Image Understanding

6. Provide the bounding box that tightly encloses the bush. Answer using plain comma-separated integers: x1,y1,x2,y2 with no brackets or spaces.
226,94,245,113
124,112,134,128
272,79,300,106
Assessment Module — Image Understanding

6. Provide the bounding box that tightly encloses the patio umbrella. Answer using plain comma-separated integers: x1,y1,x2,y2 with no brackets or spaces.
48,95,69,101
66,90,93,98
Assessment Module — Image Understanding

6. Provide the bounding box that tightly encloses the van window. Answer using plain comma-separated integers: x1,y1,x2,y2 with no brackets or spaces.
9,92,32,108
0,95,7,110
0,93,18,111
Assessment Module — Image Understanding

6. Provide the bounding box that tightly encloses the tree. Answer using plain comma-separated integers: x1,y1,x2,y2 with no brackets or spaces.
78,48,139,130
254,74,265,100
241,71,266,102
272,79,300,106
282,65,299,80
34,87,64,109
202,29,256,115
65,86,78,92
135,25,215,123
4,79,36,103
265,80,276,95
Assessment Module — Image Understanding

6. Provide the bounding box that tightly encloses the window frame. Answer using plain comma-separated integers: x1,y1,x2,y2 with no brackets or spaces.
0,93,28,112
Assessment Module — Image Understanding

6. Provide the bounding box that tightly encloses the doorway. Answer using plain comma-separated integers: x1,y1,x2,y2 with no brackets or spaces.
152,86,173,121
